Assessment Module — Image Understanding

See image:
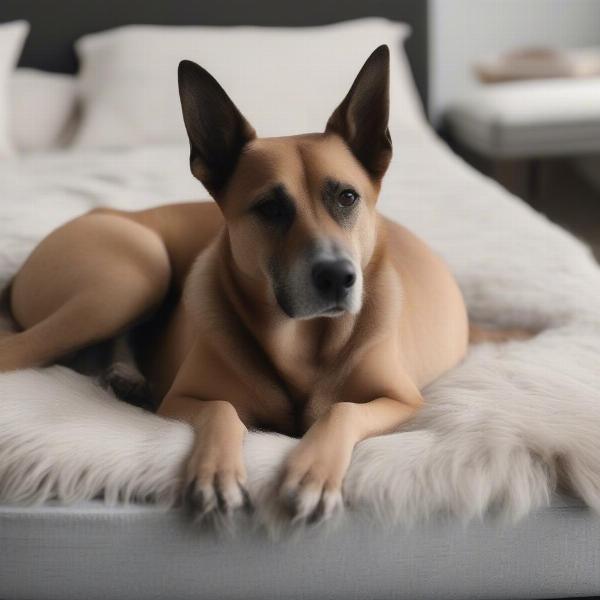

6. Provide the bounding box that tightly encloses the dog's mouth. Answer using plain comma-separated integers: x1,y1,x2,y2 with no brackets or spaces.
274,290,352,320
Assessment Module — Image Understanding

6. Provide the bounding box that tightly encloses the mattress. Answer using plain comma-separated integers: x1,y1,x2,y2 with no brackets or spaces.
2,117,600,599
1,496,599,600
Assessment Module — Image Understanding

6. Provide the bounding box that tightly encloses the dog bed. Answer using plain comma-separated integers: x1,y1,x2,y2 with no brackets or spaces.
2,117,600,599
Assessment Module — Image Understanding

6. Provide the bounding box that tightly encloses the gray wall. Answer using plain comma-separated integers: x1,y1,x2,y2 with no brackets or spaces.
429,0,600,124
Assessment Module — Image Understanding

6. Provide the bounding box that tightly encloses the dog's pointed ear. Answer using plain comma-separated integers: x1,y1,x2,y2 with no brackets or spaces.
178,60,256,198
325,45,392,181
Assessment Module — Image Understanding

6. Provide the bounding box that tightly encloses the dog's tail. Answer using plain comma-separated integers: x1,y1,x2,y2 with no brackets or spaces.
469,322,536,344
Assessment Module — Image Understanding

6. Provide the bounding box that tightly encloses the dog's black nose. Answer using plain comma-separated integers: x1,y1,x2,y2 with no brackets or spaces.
312,259,356,300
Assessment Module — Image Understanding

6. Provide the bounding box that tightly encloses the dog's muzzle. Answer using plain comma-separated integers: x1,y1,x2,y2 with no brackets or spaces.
271,241,363,319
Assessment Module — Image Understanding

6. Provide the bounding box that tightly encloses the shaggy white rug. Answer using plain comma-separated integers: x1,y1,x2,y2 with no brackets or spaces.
1,129,600,534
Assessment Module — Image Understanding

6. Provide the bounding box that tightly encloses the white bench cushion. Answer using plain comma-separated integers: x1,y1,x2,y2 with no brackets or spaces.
447,78,600,158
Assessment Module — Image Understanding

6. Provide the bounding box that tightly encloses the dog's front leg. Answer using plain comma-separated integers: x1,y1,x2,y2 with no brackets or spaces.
159,395,250,519
278,376,423,523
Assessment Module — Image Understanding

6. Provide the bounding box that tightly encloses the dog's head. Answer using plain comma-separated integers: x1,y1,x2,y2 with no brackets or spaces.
179,46,392,319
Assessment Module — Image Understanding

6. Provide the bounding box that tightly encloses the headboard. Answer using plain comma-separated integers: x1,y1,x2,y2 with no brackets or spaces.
1,0,428,109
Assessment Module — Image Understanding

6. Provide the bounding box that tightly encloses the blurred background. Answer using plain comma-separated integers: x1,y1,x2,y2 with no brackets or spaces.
429,0,600,123
432,0,600,261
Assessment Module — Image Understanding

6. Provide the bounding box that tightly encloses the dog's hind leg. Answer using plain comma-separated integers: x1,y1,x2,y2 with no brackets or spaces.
0,212,171,372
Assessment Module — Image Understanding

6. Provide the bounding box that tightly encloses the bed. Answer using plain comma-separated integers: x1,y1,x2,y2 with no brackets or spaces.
1,3,600,600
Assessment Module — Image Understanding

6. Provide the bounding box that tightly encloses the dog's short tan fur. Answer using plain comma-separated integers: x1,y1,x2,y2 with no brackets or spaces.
1,47,470,522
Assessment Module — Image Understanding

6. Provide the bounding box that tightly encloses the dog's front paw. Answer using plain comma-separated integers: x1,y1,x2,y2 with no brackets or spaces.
279,459,344,525
276,419,354,525
182,402,251,522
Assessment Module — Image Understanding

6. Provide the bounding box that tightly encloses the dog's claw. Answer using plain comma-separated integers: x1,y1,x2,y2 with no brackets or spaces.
183,478,199,513
278,479,343,525
307,497,325,525
279,484,298,517
183,478,214,518
215,486,228,514
241,485,254,514
183,476,251,522
308,489,343,525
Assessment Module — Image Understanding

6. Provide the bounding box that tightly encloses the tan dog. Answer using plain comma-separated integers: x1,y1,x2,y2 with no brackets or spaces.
1,46,470,523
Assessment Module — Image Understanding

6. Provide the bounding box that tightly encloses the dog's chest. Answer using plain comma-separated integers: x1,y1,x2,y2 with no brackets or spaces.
266,348,344,432
258,374,340,436
251,319,359,431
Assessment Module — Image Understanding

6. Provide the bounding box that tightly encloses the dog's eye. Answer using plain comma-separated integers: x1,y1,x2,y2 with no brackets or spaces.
338,189,359,207
253,199,293,224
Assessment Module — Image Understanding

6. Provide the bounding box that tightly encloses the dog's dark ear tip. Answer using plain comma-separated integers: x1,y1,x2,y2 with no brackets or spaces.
178,60,191,83
371,45,390,64
178,60,204,85
178,59,194,73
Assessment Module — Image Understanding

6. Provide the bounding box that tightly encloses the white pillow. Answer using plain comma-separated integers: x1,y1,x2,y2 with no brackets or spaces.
73,18,423,149
0,21,29,158
10,69,78,153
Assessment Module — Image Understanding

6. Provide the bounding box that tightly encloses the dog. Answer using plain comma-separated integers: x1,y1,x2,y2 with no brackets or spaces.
1,46,473,524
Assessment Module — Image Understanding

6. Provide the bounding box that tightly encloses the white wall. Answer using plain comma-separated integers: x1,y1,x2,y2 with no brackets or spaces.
429,0,600,124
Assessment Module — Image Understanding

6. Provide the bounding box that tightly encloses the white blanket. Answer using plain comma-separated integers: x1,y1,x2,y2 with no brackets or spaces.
2,123,600,534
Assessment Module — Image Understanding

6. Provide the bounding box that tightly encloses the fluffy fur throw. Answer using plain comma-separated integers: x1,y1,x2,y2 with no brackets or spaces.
1,134,600,534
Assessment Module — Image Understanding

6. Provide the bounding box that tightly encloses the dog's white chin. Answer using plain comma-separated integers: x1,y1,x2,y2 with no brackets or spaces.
314,307,348,319
294,297,363,320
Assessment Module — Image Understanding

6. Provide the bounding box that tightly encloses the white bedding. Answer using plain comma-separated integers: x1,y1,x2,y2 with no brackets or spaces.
2,118,600,533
